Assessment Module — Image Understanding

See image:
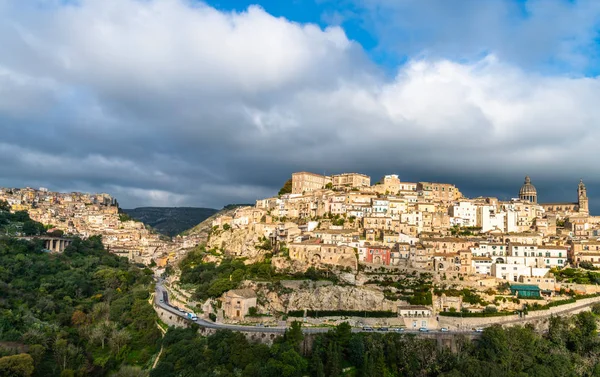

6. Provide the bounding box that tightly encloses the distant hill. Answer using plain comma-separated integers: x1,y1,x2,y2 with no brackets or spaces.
180,204,253,244
122,207,218,236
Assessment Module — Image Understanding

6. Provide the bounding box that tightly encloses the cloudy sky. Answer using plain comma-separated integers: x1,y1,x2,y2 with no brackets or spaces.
1,0,600,210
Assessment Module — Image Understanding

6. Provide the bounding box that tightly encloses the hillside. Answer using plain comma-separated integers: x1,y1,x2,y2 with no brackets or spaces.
179,205,245,243
0,205,161,376
122,207,218,236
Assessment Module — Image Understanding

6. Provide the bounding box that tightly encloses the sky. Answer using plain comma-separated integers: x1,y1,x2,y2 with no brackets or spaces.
1,0,600,210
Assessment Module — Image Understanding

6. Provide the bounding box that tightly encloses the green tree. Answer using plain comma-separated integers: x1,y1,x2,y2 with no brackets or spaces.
0,199,10,211
325,341,342,377
278,179,292,196
0,354,34,377
284,321,304,350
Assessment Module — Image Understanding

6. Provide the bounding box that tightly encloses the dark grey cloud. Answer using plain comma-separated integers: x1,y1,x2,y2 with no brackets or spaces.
1,0,600,212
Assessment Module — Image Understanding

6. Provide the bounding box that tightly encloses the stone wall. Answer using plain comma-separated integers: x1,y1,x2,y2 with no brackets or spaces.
438,295,600,330
155,304,191,328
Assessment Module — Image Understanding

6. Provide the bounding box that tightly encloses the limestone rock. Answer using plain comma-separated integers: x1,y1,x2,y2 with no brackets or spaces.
207,228,269,263
249,283,398,313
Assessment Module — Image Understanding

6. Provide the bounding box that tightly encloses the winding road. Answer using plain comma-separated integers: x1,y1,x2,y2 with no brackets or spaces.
154,280,476,335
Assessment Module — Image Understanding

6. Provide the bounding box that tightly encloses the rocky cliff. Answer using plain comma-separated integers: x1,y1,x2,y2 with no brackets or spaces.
245,281,400,313
207,228,269,263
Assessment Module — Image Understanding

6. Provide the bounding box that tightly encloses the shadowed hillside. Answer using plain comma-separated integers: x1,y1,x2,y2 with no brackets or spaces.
123,207,218,236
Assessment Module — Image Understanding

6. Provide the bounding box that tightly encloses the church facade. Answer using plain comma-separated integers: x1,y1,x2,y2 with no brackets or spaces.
518,176,589,217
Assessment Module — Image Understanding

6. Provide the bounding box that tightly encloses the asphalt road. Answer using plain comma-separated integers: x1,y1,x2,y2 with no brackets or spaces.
154,280,478,335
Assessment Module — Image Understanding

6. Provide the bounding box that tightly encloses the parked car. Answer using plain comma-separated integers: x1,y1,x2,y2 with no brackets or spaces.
475,328,484,333
377,327,389,332
362,326,374,331
440,327,449,332
394,328,405,333
159,298,163,303
256,323,265,327
419,327,429,332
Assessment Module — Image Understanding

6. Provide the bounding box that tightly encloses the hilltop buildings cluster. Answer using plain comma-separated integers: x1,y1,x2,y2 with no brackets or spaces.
0,187,193,264
212,172,600,286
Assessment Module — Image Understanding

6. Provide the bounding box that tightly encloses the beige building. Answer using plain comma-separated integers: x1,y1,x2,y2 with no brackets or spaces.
420,237,477,255
291,172,332,194
569,240,600,267
331,173,370,189
417,182,462,202
222,289,258,320
288,242,358,270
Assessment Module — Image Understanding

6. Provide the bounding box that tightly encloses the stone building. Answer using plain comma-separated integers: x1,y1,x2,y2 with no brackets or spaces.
222,289,258,320
291,172,332,194
519,176,589,216
331,173,371,189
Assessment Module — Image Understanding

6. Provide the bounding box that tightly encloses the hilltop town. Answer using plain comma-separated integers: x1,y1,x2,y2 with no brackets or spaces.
212,172,598,274
4,172,600,331
171,171,600,329
0,187,207,265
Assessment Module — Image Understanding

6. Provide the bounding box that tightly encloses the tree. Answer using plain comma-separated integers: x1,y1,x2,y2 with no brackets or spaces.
0,354,34,377
109,328,132,354
284,321,304,350
333,322,352,350
278,179,293,196
71,310,87,327
22,221,44,236
0,200,10,212
90,321,116,349
325,341,342,377
579,261,597,270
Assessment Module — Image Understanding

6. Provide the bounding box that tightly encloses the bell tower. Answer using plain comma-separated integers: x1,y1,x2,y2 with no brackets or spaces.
578,179,589,215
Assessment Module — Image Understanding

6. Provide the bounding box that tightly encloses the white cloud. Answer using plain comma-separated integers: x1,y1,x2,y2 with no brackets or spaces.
0,0,600,207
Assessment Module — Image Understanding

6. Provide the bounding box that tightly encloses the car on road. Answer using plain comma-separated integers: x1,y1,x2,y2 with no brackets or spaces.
418,327,429,332
256,323,265,327
377,327,389,332
362,326,373,331
440,327,449,332
475,328,484,333
394,328,405,333
159,299,163,303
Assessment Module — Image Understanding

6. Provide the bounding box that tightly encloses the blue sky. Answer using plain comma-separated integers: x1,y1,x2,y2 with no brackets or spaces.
205,0,600,76
2,0,600,209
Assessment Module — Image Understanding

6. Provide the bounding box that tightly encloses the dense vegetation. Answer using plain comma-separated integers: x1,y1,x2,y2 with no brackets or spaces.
0,204,46,237
122,207,218,236
552,267,600,284
154,311,600,377
0,224,161,376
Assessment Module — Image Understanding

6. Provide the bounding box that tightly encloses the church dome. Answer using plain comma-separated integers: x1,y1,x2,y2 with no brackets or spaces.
519,176,537,202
